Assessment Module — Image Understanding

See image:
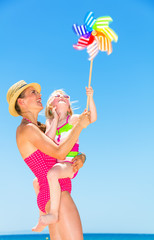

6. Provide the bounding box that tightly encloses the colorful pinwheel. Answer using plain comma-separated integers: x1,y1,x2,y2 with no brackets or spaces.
73,11,118,60
72,11,118,109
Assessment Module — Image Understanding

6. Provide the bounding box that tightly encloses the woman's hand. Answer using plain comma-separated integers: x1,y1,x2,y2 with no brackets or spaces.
71,153,86,173
78,110,91,128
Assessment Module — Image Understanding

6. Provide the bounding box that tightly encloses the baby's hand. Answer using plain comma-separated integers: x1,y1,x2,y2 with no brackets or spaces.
48,106,59,120
86,86,94,97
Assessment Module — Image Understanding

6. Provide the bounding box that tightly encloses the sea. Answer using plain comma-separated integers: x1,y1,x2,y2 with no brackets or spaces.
0,234,154,240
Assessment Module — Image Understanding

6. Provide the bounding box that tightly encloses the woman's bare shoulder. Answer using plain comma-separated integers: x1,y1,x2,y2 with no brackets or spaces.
16,123,39,140
16,123,39,158
16,123,24,137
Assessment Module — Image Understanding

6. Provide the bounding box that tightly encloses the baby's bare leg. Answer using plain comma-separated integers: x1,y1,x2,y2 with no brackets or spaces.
40,162,74,226
32,178,46,232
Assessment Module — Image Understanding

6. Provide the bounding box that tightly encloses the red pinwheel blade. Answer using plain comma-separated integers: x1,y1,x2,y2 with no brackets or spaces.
73,35,95,51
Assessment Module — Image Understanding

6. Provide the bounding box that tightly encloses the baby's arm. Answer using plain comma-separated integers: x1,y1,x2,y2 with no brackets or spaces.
86,86,97,123
69,114,80,126
45,107,59,140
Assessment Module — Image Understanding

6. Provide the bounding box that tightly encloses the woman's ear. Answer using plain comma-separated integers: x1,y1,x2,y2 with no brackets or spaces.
17,98,25,106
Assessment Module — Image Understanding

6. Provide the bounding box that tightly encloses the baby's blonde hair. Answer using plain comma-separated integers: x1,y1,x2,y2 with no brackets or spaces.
45,89,73,119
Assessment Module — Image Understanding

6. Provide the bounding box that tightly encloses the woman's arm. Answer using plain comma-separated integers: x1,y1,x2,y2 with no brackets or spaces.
22,111,90,160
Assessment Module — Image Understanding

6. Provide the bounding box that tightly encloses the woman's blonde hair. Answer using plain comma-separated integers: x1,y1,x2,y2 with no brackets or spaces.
45,89,73,119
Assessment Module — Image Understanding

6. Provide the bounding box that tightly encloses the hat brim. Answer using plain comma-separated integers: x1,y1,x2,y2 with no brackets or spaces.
9,82,41,117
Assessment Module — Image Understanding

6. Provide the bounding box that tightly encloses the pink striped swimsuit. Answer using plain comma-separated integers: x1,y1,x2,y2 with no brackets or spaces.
24,150,71,213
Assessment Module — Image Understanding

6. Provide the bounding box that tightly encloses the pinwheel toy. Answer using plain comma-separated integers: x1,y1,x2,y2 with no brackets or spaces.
73,12,118,109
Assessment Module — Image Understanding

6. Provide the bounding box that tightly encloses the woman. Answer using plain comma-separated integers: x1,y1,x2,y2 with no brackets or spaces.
7,80,90,240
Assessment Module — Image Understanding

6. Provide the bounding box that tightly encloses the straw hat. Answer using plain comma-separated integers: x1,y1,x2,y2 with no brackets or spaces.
6,80,41,117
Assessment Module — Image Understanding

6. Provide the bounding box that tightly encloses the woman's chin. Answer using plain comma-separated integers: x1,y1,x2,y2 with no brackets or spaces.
38,105,44,111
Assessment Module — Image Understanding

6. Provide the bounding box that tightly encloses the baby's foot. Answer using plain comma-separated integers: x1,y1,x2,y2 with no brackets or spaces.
40,213,58,226
32,219,46,232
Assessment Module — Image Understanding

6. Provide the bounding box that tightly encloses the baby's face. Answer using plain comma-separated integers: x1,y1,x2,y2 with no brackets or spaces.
49,93,70,109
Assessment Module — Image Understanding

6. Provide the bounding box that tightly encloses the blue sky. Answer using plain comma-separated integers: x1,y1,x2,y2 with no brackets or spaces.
0,0,154,235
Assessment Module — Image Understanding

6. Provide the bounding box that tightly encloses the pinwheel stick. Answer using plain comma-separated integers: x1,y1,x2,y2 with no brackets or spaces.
86,59,93,110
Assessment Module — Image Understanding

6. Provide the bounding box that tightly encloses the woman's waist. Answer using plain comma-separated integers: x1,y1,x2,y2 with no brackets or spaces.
38,178,49,189
24,150,57,177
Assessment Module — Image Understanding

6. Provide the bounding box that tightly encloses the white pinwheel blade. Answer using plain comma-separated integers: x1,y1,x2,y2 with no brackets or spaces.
87,40,99,61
